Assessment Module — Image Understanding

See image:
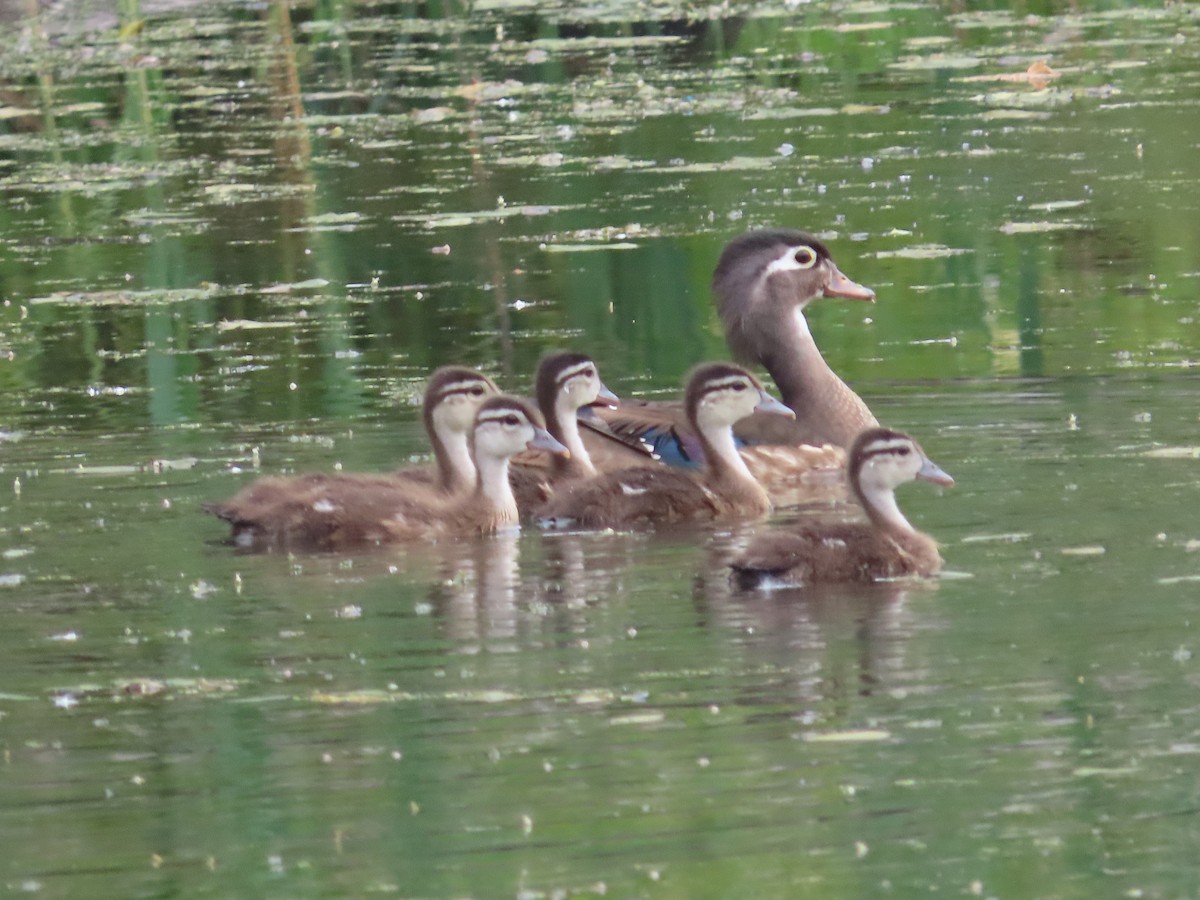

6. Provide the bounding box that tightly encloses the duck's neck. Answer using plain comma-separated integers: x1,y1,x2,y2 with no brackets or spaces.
753,306,876,447
434,429,475,494
550,394,596,478
757,306,828,409
697,417,759,489
852,478,914,536
474,453,520,527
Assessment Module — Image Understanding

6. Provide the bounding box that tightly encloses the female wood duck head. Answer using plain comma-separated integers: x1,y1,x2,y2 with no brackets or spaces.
711,229,879,449
713,229,876,364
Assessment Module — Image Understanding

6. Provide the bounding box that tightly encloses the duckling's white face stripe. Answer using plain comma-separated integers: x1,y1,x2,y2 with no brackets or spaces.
478,407,529,428
556,362,598,397
860,438,917,462
434,378,495,432
437,378,491,403
556,362,595,387
699,375,755,400
858,439,922,488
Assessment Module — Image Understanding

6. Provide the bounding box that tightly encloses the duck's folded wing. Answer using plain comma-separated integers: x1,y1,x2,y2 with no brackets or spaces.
577,406,665,469
585,402,704,468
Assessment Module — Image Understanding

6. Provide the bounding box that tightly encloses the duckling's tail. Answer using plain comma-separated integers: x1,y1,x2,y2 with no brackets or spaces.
200,501,235,523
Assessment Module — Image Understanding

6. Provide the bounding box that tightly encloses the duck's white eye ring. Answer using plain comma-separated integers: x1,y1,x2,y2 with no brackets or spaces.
793,246,818,269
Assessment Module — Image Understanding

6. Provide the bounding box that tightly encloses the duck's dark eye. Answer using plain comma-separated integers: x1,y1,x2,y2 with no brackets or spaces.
896,446,911,456
503,414,521,427
793,246,817,268
470,385,485,397
584,368,595,379
731,382,748,392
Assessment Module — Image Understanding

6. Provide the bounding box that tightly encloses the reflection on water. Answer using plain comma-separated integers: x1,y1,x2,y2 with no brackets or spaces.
698,524,934,709
2,0,1200,895
428,531,522,648
3,379,1200,894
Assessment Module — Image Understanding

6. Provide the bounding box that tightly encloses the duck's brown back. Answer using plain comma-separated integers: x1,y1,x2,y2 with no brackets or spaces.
730,521,941,588
740,443,847,506
205,473,451,551
538,467,769,529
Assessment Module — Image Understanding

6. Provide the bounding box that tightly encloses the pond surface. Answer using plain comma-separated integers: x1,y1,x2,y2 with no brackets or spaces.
2,0,1200,895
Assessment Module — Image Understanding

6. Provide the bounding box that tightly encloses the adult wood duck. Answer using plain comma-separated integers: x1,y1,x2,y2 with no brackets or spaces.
537,362,794,529
592,229,877,479
204,396,566,551
730,428,953,589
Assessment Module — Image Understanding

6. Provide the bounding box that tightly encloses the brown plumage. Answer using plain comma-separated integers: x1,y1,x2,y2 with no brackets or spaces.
715,228,878,448
593,229,877,492
204,396,566,551
730,428,953,589
391,366,499,494
739,443,847,508
203,366,497,529
509,351,629,511
536,363,794,529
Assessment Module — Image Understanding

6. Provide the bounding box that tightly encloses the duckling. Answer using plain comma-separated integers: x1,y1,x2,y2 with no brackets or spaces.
394,366,499,494
595,229,877,480
537,362,794,529
729,428,953,589
205,396,566,551
204,367,498,527
509,351,620,509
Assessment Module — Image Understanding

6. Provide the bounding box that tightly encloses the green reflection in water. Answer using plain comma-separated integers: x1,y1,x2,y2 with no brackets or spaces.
1,0,1199,896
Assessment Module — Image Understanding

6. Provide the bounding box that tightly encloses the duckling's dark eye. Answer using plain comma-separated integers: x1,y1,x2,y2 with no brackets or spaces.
731,382,748,392
470,385,485,397
895,446,911,456
584,368,595,379
793,246,817,269
503,414,521,427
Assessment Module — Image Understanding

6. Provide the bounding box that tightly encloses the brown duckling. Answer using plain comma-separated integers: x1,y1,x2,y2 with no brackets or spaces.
510,351,644,510
593,229,877,487
205,396,566,551
537,362,794,529
204,364,494,528
205,367,498,523
730,428,953,589
393,366,499,495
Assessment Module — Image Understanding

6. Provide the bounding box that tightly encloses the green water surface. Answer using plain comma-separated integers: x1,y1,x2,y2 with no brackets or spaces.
1,0,1199,896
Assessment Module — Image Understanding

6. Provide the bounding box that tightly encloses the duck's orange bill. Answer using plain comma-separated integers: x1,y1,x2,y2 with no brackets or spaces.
824,264,876,302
